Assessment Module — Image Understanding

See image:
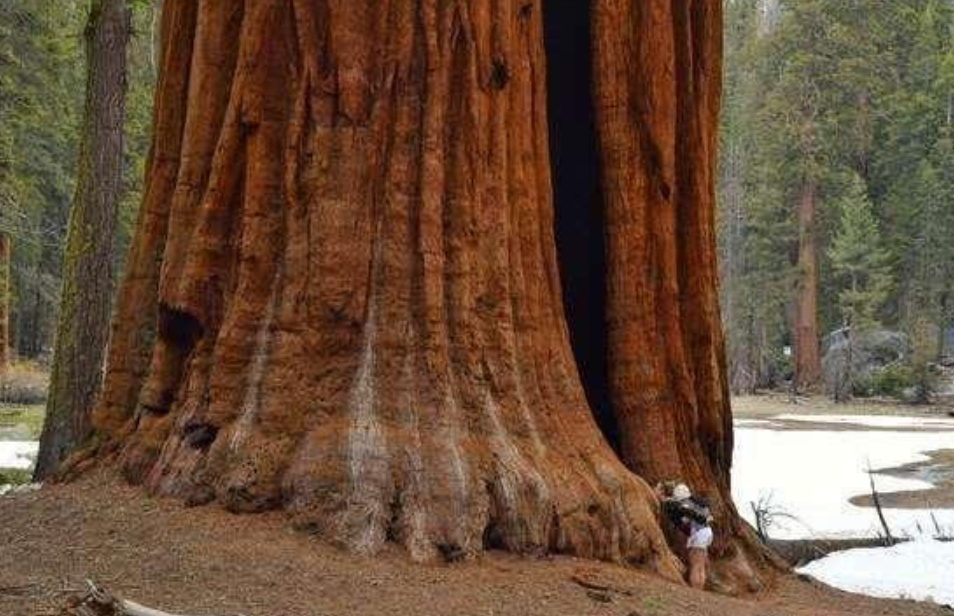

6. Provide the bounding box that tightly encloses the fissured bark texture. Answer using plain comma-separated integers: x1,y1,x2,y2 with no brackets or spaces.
0,234,9,370
88,0,775,590
593,0,778,591
794,178,822,390
35,0,130,480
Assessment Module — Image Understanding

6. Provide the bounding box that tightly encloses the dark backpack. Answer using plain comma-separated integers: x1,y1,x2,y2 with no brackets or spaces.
682,496,713,526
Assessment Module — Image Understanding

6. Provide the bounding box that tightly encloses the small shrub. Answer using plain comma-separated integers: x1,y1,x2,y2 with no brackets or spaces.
856,361,938,403
0,468,32,486
857,363,915,398
0,361,49,404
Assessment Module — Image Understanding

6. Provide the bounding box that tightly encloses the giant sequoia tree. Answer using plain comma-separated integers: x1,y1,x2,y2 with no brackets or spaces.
84,0,774,592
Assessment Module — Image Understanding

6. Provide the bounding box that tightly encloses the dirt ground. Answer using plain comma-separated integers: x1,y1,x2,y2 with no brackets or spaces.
0,472,950,616
732,393,954,421
849,449,954,510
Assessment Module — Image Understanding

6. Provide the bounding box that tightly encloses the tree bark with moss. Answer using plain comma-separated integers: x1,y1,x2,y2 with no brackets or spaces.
35,0,130,479
0,233,10,371
82,0,778,593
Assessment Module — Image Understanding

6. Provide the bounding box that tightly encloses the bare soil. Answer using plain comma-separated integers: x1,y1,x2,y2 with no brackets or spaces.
0,471,950,616
850,449,954,510
733,394,954,422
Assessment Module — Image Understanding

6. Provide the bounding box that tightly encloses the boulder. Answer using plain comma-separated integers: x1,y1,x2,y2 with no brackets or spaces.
822,328,911,399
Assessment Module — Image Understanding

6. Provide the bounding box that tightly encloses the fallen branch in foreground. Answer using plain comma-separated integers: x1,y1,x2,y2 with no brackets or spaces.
64,581,246,616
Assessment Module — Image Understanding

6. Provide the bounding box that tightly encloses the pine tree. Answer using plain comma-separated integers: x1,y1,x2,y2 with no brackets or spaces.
35,0,131,479
827,175,892,401
829,175,893,331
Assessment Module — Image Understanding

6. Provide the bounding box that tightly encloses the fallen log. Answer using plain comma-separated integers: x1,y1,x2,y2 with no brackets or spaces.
65,581,245,616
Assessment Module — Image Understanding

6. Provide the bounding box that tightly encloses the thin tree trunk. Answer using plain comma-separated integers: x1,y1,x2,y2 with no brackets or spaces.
0,234,10,371
793,177,821,390
35,0,130,479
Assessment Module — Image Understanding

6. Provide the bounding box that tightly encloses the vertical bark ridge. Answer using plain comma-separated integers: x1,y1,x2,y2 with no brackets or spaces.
93,0,206,436
593,0,780,592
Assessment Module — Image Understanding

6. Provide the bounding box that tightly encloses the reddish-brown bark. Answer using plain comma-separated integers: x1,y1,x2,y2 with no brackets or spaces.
84,0,777,592
593,0,773,590
794,178,822,390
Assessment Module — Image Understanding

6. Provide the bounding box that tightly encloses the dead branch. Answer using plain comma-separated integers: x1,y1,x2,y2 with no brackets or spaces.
569,574,634,597
63,581,246,616
866,462,895,546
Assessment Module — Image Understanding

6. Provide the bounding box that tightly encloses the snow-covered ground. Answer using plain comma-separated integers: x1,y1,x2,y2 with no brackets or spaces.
732,419,954,539
799,538,954,607
733,413,954,607
0,440,38,470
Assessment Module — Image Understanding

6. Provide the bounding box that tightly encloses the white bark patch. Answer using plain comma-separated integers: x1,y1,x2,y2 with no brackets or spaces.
229,270,281,453
441,381,470,519
513,366,546,457
400,352,431,559
345,305,391,554
484,390,551,536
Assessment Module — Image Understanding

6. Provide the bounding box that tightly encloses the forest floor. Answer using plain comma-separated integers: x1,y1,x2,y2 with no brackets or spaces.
732,392,954,421
1,470,952,616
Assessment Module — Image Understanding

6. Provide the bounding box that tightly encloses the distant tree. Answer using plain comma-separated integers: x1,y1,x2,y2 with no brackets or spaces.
829,175,893,332
718,0,954,393
0,1,85,360
0,233,9,370
35,0,131,479
827,176,892,402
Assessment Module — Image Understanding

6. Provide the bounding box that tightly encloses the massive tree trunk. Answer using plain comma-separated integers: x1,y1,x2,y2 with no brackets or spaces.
594,0,770,589
793,177,822,390
35,0,130,479
84,0,775,592
0,233,10,371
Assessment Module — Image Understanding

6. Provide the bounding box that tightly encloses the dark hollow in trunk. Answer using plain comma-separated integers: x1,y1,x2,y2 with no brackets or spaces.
543,0,616,450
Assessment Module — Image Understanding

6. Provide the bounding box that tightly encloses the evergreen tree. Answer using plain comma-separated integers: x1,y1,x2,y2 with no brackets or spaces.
828,175,893,331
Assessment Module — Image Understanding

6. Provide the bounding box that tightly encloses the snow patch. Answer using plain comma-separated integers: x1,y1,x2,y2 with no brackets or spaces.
799,538,954,607
732,425,954,539
0,441,38,470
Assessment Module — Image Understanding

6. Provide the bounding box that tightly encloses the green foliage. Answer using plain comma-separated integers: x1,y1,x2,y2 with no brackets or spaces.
719,0,954,390
828,175,893,330
0,0,156,359
0,400,46,439
855,363,918,398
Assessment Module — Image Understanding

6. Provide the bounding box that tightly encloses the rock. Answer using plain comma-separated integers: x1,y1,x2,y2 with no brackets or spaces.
822,328,911,399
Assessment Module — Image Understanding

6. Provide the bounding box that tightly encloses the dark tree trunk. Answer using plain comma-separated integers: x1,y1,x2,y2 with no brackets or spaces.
35,0,130,479
793,177,822,391
81,0,777,593
0,234,10,370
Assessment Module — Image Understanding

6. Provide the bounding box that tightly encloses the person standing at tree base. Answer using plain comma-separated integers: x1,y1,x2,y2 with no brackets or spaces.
657,482,715,590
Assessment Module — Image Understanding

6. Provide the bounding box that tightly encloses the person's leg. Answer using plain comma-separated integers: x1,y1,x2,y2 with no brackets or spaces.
687,548,707,589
